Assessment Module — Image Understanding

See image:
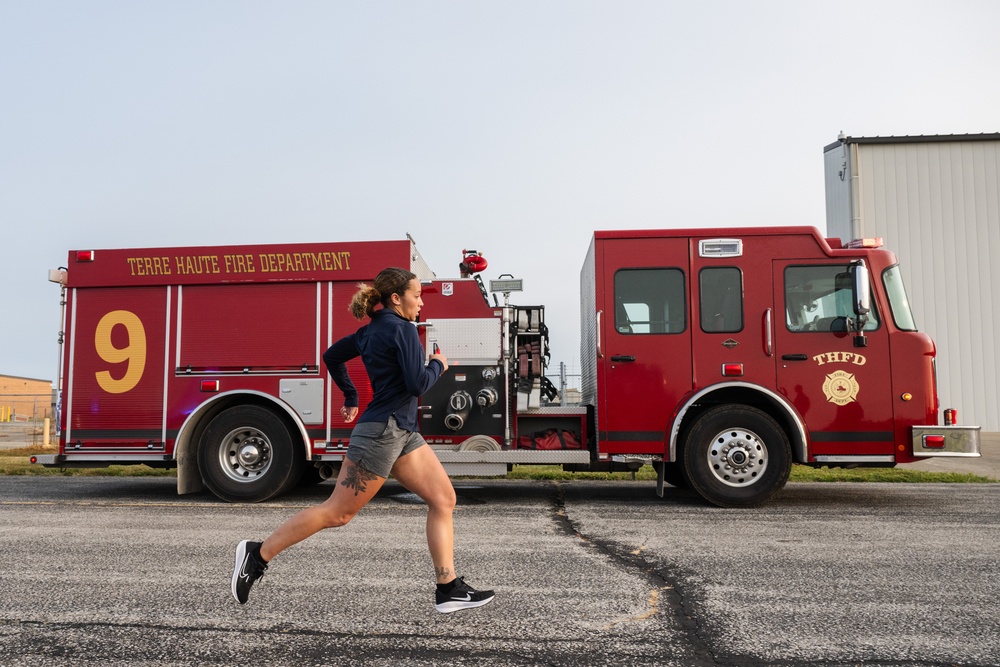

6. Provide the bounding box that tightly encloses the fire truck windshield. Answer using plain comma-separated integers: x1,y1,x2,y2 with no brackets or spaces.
882,265,917,331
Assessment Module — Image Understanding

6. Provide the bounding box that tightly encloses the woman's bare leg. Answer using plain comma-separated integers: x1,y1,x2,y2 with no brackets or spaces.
259,458,385,562
389,445,457,583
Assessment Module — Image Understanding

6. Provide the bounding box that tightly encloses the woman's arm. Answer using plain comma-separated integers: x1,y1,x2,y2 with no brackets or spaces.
322,335,361,408
397,326,445,396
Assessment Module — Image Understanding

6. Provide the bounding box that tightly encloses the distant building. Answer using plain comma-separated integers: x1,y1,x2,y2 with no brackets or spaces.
824,133,1000,431
0,374,54,421
562,387,582,406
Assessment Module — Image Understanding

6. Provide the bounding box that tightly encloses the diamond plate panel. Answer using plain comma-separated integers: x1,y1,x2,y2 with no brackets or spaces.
425,318,502,365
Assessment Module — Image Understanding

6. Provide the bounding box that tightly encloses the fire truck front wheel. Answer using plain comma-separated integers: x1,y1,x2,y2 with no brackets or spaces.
682,405,791,508
198,406,305,503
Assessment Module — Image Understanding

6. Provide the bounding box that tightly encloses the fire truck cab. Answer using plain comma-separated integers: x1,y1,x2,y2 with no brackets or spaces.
38,227,980,507
582,227,979,505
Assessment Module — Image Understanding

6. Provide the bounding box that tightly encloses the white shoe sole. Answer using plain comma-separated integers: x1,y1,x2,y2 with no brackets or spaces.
435,595,495,614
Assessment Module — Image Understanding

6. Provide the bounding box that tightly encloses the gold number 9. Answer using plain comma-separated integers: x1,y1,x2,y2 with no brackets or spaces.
94,310,147,394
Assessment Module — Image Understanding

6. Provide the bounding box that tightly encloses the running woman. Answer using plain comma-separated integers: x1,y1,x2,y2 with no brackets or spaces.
231,267,494,613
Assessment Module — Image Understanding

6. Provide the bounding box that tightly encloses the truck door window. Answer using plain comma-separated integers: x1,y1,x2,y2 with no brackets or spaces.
699,267,743,333
614,268,685,334
784,265,880,333
882,265,917,331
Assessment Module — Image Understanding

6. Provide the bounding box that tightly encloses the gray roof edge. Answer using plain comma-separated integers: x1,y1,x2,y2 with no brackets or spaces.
823,132,1000,152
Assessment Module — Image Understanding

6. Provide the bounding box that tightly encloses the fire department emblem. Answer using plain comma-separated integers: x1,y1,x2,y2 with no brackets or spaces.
822,370,860,405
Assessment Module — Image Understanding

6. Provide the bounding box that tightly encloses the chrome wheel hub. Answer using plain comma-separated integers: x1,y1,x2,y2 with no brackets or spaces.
219,428,273,482
706,427,768,488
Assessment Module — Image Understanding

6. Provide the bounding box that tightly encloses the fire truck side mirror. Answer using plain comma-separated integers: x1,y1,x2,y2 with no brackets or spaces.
849,261,870,347
850,261,870,318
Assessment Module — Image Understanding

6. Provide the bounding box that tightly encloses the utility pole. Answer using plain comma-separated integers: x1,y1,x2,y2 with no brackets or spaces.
560,362,567,407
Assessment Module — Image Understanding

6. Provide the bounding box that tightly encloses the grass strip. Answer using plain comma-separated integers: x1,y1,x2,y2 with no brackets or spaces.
1,447,993,483
0,447,175,477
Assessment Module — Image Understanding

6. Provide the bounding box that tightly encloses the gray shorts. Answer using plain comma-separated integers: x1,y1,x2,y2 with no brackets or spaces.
346,415,426,478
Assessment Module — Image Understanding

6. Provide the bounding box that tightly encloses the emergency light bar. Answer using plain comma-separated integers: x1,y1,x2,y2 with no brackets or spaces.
845,238,884,249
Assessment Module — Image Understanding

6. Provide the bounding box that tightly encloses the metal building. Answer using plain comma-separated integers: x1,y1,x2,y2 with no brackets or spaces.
824,133,1000,431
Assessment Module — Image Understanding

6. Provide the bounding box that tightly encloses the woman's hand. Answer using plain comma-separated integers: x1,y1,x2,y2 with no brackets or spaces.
340,405,358,423
430,352,449,373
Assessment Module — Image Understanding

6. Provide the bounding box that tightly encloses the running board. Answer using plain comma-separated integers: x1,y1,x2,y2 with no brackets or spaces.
435,449,590,478
812,455,895,463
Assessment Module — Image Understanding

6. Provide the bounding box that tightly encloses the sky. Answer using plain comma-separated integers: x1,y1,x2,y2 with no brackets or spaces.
2,0,999,387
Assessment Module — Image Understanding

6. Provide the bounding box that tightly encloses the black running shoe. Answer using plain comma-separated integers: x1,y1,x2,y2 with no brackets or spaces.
435,577,495,613
231,540,267,604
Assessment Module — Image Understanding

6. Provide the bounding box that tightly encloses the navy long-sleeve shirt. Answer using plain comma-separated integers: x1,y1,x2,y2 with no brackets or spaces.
323,309,444,432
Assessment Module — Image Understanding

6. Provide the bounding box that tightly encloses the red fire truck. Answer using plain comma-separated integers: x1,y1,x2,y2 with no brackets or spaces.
36,227,980,507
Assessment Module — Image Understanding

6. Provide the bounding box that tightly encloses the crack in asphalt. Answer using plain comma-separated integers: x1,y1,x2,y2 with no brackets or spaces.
547,480,720,667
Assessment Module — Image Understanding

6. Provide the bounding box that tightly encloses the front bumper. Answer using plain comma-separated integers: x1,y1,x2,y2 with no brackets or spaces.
911,425,981,458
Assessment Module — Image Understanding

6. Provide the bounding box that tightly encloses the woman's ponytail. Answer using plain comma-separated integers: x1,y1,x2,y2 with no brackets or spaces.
349,284,381,320
347,267,416,320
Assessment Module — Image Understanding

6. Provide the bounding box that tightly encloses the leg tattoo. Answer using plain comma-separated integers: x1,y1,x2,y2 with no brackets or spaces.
341,463,380,496
435,566,454,580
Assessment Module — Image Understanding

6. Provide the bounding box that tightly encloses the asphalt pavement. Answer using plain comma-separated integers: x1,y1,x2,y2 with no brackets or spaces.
1,476,999,666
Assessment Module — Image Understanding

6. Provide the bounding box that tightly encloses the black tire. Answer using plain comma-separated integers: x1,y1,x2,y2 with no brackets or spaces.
682,405,791,508
198,405,305,503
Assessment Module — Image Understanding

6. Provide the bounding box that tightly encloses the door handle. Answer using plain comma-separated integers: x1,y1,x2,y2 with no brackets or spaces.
781,354,808,361
763,308,773,357
611,355,636,362
596,310,603,358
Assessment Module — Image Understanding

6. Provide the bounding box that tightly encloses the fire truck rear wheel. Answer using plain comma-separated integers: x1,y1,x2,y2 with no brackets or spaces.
198,405,305,503
682,405,791,508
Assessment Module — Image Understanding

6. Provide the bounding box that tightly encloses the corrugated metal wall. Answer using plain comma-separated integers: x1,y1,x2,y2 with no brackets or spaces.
823,140,853,240
826,137,1000,431
579,238,598,408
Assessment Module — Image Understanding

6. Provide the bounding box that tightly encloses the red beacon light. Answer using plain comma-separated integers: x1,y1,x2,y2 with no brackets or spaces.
76,250,96,262
460,249,488,276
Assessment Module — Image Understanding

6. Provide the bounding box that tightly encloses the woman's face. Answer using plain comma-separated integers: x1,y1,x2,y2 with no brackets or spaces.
391,278,423,321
